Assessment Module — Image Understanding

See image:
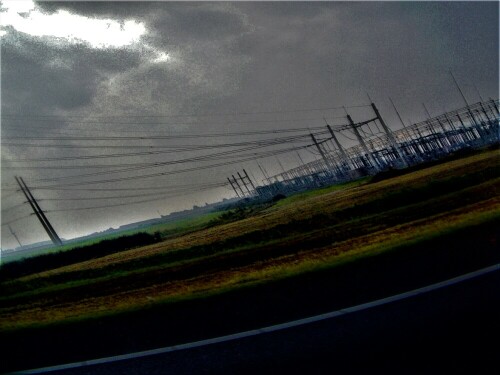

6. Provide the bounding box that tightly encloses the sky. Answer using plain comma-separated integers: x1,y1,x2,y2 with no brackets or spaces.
1,1,498,249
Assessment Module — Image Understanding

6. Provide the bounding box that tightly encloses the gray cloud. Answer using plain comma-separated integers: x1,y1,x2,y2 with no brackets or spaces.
30,1,254,116
1,33,96,113
1,30,143,115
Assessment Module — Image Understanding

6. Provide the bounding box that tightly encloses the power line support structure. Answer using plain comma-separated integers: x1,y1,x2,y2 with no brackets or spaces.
15,176,63,246
237,171,253,196
325,123,349,172
310,133,335,173
346,114,379,172
257,163,271,184
231,174,246,198
227,177,241,198
243,169,257,192
8,225,22,248
370,102,408,168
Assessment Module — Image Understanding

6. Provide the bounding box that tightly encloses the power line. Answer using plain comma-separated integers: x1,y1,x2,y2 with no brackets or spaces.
2,104,370,120
1,202,28,213
2,183,228,241
8,224,23,247
3,133,319,162
26,144,311,189
22,183,227,192
38,183,228,201
1,143,199,149
1,190,21,199
33,143,312,183
45,184,229,213
1,214,33,227
4,145,309,170
1,129,330,142
1,131,328,189
1,116,348,130
0,131,325,191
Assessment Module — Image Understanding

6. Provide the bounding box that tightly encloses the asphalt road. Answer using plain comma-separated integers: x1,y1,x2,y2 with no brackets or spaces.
17,266,500,375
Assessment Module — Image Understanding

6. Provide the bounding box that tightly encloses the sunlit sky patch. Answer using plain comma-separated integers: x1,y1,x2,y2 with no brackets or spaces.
0,0,146,48
152,51,171,64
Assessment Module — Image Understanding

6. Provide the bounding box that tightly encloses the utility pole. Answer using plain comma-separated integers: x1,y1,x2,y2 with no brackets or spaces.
15,176,62,246
449,70,482,132
346,114,379,172
20,177,63,246
490,98,499,115
389,97,414,144
422,103,448,151
232,174,246,198
247,169,260,190
275,157,287,177
444,112,457,131
296,151,314,178
422,103,433,120
310,133,335,172
325,121,349,171
476,105,496,140
450,70,469,106
257,163,273,197
237,171,253,196
422,103,449,135
371,102,408,167
456,113,474,142
389,97,411,141
479,102,493,124
455,117,468,143
8,225,22,248
243,169,257,191
389,97,406,129
227,177,241,198
257,162,271,183
473,84,484,102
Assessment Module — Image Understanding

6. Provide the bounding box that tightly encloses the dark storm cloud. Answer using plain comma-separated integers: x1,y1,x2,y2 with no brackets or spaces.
217,1,499,121
1,32,95,112
1,30,143,114
149,4,249,42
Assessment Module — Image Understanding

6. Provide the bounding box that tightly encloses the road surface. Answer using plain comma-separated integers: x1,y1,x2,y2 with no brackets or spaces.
15,265,500,374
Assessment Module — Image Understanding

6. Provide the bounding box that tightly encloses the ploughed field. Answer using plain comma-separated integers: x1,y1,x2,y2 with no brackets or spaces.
0,149,499,332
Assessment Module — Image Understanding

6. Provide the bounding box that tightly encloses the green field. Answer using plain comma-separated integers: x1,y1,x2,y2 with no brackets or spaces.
1,210,225,264
0,148,499,332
